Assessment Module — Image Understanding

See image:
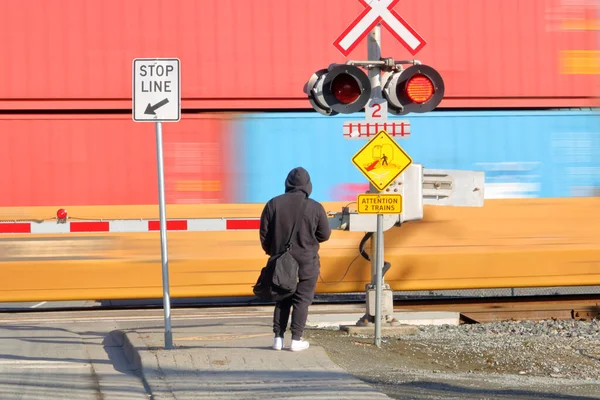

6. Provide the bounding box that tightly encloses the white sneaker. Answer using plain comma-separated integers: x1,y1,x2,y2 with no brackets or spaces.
272,337,283,350
290,339,309,352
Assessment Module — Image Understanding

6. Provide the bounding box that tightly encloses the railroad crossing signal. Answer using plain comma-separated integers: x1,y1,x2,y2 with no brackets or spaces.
308,0,480,351
304,63,444,116
305,0,443,117
333,0,426,56
351,129,412,191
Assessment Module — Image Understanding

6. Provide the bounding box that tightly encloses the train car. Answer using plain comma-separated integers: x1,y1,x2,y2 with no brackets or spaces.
231,110,600,202
0,1,599,302
0,109,599,302
0,0,598,110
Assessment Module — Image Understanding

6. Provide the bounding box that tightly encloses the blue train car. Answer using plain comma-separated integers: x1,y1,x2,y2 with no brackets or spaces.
231,110,600,203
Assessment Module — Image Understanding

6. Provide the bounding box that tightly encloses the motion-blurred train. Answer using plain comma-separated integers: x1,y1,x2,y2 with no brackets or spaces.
0,0,599,302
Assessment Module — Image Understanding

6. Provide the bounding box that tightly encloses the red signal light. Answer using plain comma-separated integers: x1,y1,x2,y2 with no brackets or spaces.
405,74,434,104
331,73,361,104
306,64,371,115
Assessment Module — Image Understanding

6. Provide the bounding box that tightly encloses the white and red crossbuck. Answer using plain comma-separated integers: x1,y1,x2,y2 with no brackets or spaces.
333,0,426,57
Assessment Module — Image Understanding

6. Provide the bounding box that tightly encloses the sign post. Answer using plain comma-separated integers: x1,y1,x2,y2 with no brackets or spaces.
336,0,425,348
367,22,385,349
351,128,412,347
132,58,181,350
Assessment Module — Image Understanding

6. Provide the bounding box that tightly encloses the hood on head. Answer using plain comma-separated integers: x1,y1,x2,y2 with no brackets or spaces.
285,167,312,197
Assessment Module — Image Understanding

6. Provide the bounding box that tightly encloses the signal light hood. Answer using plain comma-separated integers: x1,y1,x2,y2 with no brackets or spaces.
304,64,371,115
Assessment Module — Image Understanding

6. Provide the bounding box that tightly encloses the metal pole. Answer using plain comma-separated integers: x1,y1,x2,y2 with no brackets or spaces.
367,24,382,288
367,23,384,347
375,214,384,347
367,24,382,96
155,121,173,350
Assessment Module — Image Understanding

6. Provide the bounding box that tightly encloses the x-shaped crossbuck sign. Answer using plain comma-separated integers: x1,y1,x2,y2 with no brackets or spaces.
333,0,426,57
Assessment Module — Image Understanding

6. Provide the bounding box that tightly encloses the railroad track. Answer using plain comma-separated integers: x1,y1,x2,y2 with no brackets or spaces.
393,294,600,323
1,294,598,323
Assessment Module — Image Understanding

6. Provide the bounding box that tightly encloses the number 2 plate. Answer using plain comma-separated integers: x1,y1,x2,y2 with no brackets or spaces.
365,98,388,122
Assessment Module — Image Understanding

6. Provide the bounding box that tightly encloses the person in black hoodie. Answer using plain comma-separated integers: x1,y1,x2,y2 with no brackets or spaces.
259,167,331,352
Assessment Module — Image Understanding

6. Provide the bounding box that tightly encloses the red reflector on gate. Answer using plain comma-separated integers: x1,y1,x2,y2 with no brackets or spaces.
0,223,31,234
148,220,188,231
226,219,260,230
70,222,110,233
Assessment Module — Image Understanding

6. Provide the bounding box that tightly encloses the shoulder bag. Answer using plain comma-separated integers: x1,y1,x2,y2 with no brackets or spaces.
252,198,308,302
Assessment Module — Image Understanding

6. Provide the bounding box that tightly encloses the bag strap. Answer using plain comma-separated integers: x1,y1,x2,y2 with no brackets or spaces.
285,198,308,250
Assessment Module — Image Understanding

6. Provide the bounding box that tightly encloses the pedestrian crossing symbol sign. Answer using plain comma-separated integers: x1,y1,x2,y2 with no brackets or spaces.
351,129,413,192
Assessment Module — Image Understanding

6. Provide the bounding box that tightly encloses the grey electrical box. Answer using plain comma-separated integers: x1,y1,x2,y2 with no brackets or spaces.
366,285,394,316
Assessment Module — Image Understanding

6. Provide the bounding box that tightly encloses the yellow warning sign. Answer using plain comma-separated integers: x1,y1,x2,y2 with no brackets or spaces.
351,130,412,192
357,194,402,214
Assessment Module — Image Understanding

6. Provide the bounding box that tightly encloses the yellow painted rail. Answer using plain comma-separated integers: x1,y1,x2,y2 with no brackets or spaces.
0,198,599,302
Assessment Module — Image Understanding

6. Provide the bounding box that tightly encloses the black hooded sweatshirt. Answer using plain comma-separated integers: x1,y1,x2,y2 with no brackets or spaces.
259,167,332,280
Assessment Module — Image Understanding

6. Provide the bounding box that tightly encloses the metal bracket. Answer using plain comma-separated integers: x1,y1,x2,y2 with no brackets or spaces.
328,208,399,233
343,58,422,72
327,164,485,232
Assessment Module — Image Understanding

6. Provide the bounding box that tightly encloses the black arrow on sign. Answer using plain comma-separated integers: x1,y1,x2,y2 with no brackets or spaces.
144,98,170,115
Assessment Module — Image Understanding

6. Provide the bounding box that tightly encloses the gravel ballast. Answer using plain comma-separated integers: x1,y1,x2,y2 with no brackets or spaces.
305,318,600,399
411,319,600,380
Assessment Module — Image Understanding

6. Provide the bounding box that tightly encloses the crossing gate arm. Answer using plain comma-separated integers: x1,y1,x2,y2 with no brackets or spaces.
0,218,261,235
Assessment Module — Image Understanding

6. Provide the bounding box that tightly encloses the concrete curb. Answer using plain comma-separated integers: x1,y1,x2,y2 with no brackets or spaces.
117,330,178,399
306,311,461,329
126,333,145,371
341,324,419,336
110,330,142,371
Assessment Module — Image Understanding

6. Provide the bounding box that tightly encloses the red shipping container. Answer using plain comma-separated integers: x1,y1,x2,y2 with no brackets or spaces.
0,114,235,207
0,0,598,110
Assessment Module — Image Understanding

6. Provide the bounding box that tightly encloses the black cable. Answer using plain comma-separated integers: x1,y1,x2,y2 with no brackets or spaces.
319,230,392,286
319,251,361,285
358,232,392,277
359,232,373,261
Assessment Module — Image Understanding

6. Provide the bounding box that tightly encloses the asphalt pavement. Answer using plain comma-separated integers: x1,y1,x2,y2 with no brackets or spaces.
0,305,598,399
0,305,388,399
0,312,148,399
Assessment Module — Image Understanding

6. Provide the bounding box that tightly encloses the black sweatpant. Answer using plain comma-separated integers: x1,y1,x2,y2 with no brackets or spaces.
273,275,318,341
